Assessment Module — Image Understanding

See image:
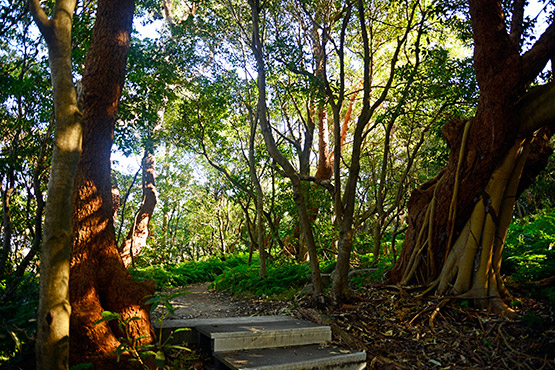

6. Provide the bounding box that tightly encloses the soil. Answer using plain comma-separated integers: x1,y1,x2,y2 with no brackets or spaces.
156,282,555,370
152,282,250,320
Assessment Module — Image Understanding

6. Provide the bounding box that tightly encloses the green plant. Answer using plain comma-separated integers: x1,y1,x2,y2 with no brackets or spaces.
94,291,192,369
129,254,250,288
211,260,312,299
0,273,39,365
502,210,555,304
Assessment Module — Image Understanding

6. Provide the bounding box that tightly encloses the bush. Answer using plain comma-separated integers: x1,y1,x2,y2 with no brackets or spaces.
503,210,555,304
129,254,250,288
0,273,39,367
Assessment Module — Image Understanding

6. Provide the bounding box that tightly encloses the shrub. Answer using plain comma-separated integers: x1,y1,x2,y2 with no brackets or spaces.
503,210,555,304
0,273,39,367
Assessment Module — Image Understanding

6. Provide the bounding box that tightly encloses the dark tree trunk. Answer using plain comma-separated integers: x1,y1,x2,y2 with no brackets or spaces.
390,0,555,315
69,0,155,366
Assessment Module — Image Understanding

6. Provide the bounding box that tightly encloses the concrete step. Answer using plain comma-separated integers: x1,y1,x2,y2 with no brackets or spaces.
153,315,296,345
214,344,367,370
196,318,332,352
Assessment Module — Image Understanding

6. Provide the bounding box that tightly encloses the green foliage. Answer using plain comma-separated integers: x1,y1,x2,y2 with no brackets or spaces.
130,254,248,288
0,273,38,366
212,260,312,299
503,211,555,304
94,291,194,369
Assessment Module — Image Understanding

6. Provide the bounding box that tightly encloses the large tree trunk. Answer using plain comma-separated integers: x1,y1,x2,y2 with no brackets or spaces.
69,0,156,367
120,142,158,268
390,0,555,315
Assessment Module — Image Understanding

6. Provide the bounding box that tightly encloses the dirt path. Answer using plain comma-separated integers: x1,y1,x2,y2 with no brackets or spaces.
152,282,255,320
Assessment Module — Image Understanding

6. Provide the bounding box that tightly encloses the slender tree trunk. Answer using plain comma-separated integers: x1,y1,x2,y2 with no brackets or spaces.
1,122,52,301
0,172,14,276
249,0,323,298
69,0,156,366
29,1,82,368
248,117,267,277
120,143,157,268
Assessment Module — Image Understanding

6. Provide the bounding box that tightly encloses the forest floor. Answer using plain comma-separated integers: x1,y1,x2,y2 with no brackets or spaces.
156,282,555,370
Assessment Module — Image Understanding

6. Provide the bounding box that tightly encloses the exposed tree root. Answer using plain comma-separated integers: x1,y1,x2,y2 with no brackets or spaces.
401,135,534,318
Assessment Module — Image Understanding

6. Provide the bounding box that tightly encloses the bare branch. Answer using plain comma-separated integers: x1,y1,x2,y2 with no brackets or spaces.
509,0,525,45
28,0,53,41
521,20,555,85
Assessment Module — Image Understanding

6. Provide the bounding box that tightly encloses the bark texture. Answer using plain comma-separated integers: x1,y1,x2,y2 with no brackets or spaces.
69,0,155,367
390,0,555,315
120,144,158,268
29,0,82,368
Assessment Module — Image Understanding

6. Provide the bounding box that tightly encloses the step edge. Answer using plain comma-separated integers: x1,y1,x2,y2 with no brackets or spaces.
203,326,331,339
215,350,367,370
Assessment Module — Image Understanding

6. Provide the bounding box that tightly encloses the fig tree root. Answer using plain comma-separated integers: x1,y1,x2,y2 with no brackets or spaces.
401,135,534,318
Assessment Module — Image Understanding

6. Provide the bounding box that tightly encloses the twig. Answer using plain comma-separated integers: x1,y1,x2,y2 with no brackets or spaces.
429,298,449,328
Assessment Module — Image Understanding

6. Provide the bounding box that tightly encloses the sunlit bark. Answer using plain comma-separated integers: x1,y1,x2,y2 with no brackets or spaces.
69,0,156,367
29,0,81,368
120,143,157,268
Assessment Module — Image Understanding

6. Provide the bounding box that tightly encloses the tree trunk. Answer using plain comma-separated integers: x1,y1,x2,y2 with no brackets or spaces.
248,116,267,277
29,1,82,368
390,0,555,315
69,0,156,367
120,143,157,268
1,122,51,301
0,171,14,276
249,0,323,298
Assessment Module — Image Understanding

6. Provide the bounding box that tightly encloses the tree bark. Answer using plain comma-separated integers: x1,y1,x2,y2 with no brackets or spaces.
69,0,155,366
390,0,555,315
29,0,82,368
331,0,419,303
120,143,158,268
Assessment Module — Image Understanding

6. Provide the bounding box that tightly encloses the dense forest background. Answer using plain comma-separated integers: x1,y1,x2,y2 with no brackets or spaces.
0,0,554,368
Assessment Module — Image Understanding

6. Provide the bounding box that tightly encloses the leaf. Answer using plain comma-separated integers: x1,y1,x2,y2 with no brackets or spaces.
155,350,166,367
94,311,120,325
164,300,176,314
140,350,157,358
429,359,442,366
167,345,192,351
145,296,162,305
173,328,191,333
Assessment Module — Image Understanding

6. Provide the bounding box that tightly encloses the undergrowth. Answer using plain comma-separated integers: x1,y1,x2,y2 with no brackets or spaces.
0,273,39,368
129,254,248,288
211,261,312,299
503,210,555,304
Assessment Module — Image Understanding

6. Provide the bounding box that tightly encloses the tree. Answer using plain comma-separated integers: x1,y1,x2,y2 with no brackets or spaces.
69,0,156,366
28,0,82,368
119,134,158,268
249,0,324,299
390,0,555,315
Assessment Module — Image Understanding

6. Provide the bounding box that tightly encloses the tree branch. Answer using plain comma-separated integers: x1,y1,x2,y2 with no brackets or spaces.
509,0,525,46
517,81,555,136
521,20,555,85
28,0,53,41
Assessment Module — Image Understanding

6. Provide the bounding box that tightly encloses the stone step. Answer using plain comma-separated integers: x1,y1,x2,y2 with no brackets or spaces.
214,344,367,370
196,318,332,352
153,315,296,345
